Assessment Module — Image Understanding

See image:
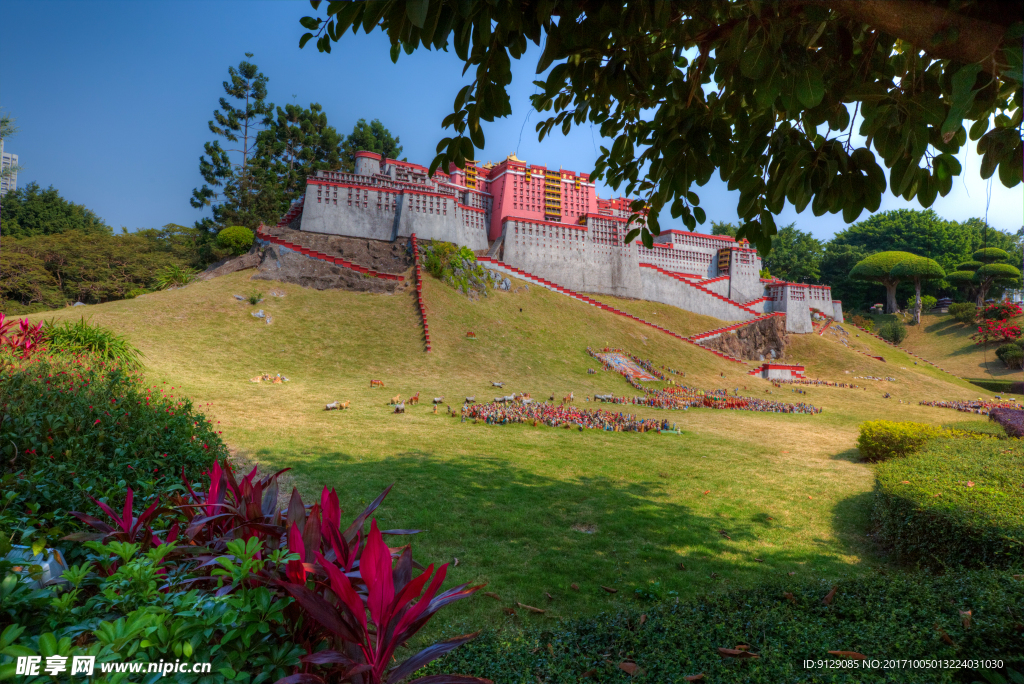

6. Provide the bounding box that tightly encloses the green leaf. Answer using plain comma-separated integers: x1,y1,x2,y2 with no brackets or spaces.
31,538,45,557
298,32,314,49
299,16,320,30
537,28,562,74
739,34,769,80
693,206,706,224
406,0,429,28
794,69,824,108
390,43,400,63
940,63,982,137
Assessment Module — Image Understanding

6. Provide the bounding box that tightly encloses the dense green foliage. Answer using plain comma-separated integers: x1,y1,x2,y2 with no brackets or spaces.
827,212,1022,311
216,225,255,255
0,228,200,313
340,117,403,172
428,570,1024,683
42,318,144,370
0,183,111,240
877,319,908,344
906,295,937,313
0,354,223,556
873,438,1023,569
850,252,918,313
760,223,824,284
421,241,490,295
949,302,978,324
298,2,1022,252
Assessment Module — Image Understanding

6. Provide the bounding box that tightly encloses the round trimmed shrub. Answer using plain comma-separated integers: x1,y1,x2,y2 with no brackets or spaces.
1002,347,1024,369
877,319,908,344
873,437,1024,569
216,225,255,256
948,302,977,324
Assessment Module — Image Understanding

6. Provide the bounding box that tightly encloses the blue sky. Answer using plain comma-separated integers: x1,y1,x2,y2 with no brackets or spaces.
2,0,1021,242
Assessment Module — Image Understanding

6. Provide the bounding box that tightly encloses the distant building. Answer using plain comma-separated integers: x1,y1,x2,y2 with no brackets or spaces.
285,150,842,332
0,138,17,195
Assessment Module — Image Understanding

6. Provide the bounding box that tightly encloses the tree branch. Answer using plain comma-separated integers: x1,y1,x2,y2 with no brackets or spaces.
817,0,1011,76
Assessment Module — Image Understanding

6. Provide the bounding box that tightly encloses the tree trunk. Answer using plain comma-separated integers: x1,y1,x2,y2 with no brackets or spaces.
914,278,922,324
884,280,899,314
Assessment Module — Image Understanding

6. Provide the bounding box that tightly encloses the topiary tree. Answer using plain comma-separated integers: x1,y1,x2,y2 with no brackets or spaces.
216,225,255,256
970,248,1022,305
849,251,917,314
892,256,945,324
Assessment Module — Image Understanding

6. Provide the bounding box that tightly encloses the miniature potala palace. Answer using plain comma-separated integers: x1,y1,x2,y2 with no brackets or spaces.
282,151,842,333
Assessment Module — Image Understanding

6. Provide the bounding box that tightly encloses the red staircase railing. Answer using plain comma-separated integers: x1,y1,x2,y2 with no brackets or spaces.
411,234,431,353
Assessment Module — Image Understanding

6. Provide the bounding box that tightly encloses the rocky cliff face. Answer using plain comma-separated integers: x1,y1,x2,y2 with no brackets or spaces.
699,315,789,361
252,244,406,294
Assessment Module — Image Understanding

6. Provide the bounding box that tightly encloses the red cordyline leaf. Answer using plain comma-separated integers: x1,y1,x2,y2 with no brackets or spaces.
278,519,485,684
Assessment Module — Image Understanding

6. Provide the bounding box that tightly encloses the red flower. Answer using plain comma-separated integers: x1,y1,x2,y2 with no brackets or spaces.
94,419,101,425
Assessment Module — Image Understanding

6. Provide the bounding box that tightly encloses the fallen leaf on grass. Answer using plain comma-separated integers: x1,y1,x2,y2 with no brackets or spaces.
601,586,618,594
766,516,774,521
1014,575,1022,581
571,583,580,591
960,610,972,629
517,602,545,614
710,572,719,579
788,572,796,576
678,563,687,570
933,493,942,497
783,592,796,605
808,495,813,499
453,557,460,566
545,592,553,601
966,481,975,487
901,481,911,484
502,607,517,616
483,592,502,601
822,586,837,605
702,490,710,495
828,651,867,660
683,675,705,682
618,662,643,676
580,670,597,679
935,624,954,645
754,558,764,562
640,614,647,626
718,648,760,659
718,530,731,539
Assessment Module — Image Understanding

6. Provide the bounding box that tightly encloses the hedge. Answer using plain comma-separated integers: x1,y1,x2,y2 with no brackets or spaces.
873,438,1024,569
427,570,1024,683
856,421,992,462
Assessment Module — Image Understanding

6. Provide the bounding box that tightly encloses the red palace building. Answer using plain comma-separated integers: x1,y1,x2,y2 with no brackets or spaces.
288,151,842,332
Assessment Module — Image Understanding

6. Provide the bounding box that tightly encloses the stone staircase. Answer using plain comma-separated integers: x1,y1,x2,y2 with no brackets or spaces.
477,257,749,364
411,234,431,352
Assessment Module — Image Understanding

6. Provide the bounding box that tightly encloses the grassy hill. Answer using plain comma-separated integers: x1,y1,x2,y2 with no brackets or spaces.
896,310,1024,382
27,270,1019,635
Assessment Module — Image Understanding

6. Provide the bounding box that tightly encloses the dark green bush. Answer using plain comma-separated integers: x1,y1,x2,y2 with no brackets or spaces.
0,353,222,555
877,319,909,344
949,302,977,325
427,570,1024,683
873,437,1023,569
1003,348,1024,370
421,240,490,295
216,225,254,256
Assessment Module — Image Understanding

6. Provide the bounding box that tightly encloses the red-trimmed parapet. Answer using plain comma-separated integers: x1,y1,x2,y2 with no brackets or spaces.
255,225,405,282
411,234,431,352
638,263,760,318
748,363,806,379
476,256,750,364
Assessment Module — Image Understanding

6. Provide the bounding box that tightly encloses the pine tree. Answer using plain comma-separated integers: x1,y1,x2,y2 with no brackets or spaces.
190,54,275,231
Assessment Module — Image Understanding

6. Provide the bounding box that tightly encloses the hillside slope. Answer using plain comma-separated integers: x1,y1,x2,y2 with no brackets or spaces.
899,311,1024,381
27,269,1017,632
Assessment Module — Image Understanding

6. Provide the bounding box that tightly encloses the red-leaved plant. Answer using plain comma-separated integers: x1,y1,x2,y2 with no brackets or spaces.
276,520,486,684
0,314,45,358
68,459,486,683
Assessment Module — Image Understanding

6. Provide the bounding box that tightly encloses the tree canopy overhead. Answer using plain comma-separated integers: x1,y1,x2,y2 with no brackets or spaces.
891,254,945,322
298,1,1023,253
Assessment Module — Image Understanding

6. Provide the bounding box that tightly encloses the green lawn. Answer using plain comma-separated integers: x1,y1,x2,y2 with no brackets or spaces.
28,270,1020,636
876,310,1024,381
